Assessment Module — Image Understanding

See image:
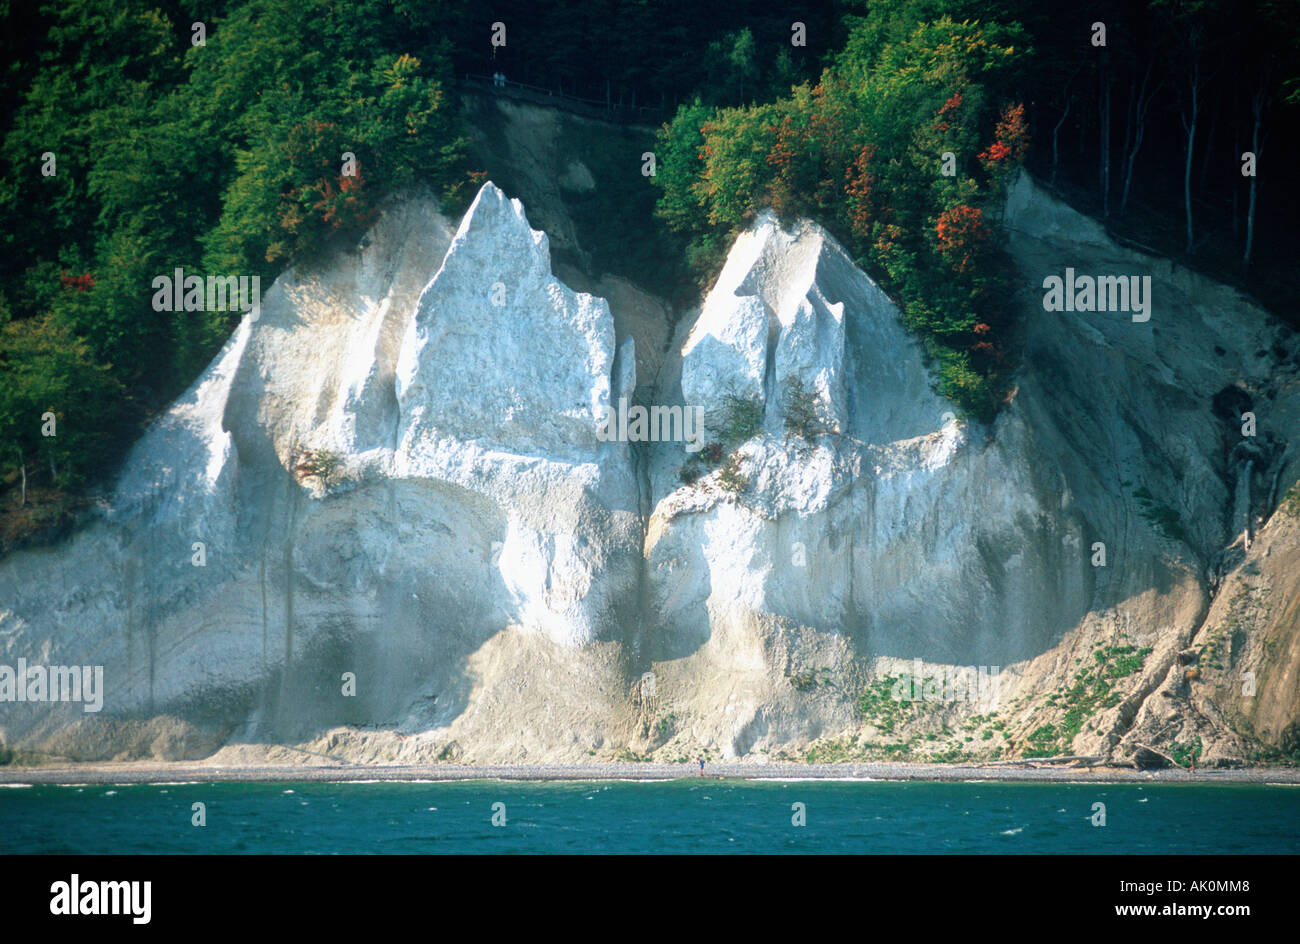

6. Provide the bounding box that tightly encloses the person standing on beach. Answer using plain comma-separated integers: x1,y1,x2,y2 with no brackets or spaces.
698,756,705,776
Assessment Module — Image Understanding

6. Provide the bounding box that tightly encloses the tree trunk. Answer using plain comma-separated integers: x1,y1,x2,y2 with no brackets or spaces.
1119,73,1136,204
17,448,25,508
1232,124,1240,238
1051,95,1071,186
1051,66,1080,187
1099,56,1111,217
1244,82,1265,267
1182,62,1200,254
1198,90,1218,191
1121,61,1156,215
1079,93,1088,156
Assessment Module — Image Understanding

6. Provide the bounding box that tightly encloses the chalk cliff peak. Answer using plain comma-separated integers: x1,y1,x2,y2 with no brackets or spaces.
395,181,622,464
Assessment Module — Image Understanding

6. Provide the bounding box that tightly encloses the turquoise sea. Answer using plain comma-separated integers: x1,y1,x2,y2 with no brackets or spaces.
1,780,1297,854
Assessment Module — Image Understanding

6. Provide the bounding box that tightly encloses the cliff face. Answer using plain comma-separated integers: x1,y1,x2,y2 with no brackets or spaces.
632,175,1299,764
0,185,642,763
1,171,1296,767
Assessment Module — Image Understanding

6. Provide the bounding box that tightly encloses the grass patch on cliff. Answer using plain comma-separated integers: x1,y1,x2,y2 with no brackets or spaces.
1169,737,1203,770
1282,480,1300,517
805,734,1001,765
849,677,1013,761
788,667,834,692
1203,586,1268,671
678,390,761,492
1021,644,1153,758
1245,730,1300,767
1133,487,1190,544
855,675,917,735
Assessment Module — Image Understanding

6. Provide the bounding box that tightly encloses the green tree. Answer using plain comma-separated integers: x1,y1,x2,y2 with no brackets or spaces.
0,314,127,492
0,0,476,526
653,7,1028,420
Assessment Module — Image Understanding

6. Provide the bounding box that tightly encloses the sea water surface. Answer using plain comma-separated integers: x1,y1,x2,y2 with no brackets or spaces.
1,780,1297,854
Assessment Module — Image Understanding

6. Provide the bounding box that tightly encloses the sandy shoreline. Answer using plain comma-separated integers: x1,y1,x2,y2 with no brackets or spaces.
2,761,1298,786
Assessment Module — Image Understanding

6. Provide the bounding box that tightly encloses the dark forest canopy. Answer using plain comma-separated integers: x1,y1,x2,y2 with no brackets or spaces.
0,0,1296,548
0,0,480,547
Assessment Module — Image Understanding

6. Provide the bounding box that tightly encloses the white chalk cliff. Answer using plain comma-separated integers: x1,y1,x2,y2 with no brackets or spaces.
1,174,1297,767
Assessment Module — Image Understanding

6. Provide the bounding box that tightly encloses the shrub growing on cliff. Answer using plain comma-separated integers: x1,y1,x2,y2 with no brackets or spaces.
716,453,748,495
719,392,764,445
783,376,835,440
1282,480,1300,516
294,447,343,487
